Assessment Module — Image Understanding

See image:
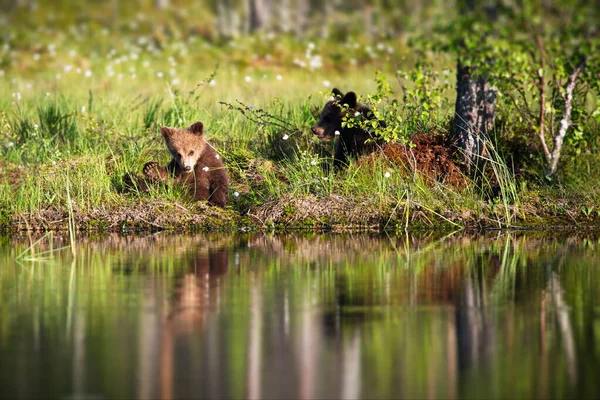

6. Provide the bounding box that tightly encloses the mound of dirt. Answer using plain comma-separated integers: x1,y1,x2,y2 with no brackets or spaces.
364,134,467,188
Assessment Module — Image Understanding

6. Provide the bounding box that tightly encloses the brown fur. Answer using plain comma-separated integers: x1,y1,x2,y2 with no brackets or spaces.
311,88,383,168
143,121,229,208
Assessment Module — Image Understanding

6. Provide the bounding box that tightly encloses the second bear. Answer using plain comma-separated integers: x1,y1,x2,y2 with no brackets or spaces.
143,121,229,208
311,88,383,168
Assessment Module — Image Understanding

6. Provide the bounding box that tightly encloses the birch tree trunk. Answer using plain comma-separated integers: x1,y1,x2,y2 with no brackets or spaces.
546,59,586,176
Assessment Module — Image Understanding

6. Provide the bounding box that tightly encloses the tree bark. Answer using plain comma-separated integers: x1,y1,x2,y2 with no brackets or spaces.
452,61,496,174
247,0,270,32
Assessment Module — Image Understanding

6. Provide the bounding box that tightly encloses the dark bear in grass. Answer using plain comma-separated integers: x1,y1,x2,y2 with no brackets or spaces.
141,121,229,208
311,88,382,168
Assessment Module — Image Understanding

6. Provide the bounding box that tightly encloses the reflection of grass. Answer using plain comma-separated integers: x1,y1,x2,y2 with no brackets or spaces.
15,232,70,263
2,232,600,398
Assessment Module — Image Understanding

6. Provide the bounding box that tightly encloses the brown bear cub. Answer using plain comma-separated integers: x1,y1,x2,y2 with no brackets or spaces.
311,88,383,168
143,121,229,208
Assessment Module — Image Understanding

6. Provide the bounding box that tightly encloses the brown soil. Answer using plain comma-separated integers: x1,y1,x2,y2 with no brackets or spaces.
362,134,467,188
0,161,25,187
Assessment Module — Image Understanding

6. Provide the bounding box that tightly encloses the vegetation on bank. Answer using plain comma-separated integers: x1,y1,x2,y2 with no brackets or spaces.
1,1,600,233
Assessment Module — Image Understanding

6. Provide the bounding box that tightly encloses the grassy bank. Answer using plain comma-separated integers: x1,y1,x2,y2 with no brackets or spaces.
1,6,600,233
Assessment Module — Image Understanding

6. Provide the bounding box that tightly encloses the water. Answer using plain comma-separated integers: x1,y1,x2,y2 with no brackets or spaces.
1,231,599,399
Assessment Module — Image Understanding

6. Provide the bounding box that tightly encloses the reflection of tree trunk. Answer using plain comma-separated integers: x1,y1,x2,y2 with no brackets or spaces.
539,287,549,399
161,326,174,400
297,291,317,399
456,271,494,372
341,330,361,400
138,289,160,399
247,276,263,400
548,272,577,386
159,247,229,399
446,312,458,399
452,61,496,174
72,310,86,399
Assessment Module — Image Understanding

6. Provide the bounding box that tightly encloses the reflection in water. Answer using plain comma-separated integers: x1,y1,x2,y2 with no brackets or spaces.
0,232,599,399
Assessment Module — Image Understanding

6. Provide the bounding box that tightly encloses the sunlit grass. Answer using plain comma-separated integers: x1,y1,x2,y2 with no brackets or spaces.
0,4,598,231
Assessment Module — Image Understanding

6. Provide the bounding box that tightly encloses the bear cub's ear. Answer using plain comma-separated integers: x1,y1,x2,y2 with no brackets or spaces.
188,121,204,135
332,88,344,98
161,127,175,137
341,91,358,109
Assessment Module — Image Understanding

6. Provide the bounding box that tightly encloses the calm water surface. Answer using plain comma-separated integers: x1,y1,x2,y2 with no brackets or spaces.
1,232,599,399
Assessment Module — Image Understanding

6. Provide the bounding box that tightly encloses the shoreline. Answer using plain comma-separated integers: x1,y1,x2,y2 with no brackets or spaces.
3,195,600,234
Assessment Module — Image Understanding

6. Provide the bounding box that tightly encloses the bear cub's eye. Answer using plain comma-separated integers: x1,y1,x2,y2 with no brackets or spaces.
189,151,194,156
176,153,182,158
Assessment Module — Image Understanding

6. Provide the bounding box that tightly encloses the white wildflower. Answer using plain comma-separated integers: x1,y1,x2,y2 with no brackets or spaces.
245,76,252,82
7,141,14,147
323,80,330,87
156,71,164,78
334,130,340,136
384,172,391,178
81,106,86,113
64,65,73,72
215,154,220,159
354,111,360,117
84,70,92,77
33,53,40,61
310,159,318,166
202,166,210,172
276,74,282,81
282,134,289,140
233,191,240,197
309,55,322,70
171,78,180,85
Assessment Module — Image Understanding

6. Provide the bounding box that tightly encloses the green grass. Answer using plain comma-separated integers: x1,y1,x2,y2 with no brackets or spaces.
0,7,599,232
